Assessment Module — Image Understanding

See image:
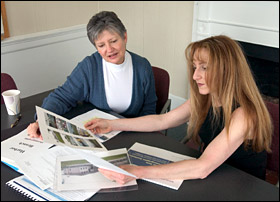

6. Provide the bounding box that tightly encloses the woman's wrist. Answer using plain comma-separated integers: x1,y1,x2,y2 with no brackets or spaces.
133,166,146,179
108,119,116,131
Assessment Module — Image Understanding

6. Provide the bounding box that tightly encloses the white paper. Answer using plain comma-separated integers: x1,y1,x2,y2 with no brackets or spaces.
71,109,121,142
36,106,107,152
54,148,137,191
1,128,53,173
128,142,195,190
16,145,77,190
68,147,137,178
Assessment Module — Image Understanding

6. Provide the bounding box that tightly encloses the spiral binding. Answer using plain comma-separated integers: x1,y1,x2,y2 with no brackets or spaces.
6,181,40,201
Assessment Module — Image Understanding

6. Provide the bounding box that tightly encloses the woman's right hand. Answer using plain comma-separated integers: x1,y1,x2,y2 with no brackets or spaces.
84,118,113,134
98,165,138,185
27,121,43,140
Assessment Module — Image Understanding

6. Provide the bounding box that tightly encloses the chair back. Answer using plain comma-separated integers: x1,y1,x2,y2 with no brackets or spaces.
266,101,279,172
265,101,279,185
1,73,18,104
152,66,170,114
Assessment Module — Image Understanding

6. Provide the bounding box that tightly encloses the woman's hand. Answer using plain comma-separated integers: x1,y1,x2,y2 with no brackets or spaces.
98,165,139,185
27,121,43,140
84,118,112,134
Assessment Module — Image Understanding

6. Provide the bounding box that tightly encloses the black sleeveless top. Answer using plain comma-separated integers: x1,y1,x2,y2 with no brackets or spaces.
198,107,267,180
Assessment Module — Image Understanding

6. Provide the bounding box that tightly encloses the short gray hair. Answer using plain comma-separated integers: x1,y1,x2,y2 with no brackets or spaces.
87,11,127,46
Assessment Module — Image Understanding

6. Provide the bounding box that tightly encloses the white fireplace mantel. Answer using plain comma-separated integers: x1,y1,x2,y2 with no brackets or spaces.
192,1,279,48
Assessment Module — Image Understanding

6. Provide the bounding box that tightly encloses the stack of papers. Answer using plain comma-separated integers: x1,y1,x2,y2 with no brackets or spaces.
1,128,53,174
2,107,195,201
2,108,134,201
6,175,97,201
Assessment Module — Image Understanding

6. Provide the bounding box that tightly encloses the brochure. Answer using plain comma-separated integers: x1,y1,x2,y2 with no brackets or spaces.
1,128,53,174
54,148,137,191
36,106,107,152
128,142,195,190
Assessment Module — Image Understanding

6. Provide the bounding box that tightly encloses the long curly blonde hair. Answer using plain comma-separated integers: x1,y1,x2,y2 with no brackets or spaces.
185,35,272,152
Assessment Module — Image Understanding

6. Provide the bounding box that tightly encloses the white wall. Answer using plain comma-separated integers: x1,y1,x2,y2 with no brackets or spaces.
1,25,95,98
192,1,279,48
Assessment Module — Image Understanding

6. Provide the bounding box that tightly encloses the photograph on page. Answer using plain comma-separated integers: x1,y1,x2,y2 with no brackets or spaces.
36,106,107,152
16,145,79,190
54,148,137,191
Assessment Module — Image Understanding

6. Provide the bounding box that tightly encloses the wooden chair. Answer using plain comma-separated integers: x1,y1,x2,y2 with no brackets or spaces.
1,73,18,104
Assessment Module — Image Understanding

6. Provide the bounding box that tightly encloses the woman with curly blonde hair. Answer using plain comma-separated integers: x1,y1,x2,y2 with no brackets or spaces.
85,35,272,183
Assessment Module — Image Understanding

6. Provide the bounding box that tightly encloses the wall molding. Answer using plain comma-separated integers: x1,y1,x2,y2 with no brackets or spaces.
1,24,94,98
192,1,279,48
197,18,279,33
1,24,87,55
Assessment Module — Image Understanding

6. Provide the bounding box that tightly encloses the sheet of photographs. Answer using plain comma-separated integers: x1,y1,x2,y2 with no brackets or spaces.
44,111,104,149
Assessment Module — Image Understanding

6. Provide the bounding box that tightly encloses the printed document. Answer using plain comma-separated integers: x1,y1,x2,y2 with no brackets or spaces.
16,145,77,190
68,147,137,178
128,142,195,190
54,148,137,191
36,106,107,152
1,128,53,173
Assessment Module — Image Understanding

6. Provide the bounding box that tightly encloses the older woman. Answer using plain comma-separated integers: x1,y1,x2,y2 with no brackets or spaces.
27,11,157,139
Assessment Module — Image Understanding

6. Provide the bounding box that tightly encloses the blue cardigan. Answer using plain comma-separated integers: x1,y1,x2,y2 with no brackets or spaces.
40,51,157,118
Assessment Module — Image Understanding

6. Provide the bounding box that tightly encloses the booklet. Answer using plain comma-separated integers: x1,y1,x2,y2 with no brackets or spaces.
1,128,53,174
36,106,107,152
54,148,137,191
128,142,195,190
6,175,98,201
71,109,121,142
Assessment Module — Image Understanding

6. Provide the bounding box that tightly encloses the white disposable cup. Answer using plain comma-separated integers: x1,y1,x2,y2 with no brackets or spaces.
2,89,21,115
